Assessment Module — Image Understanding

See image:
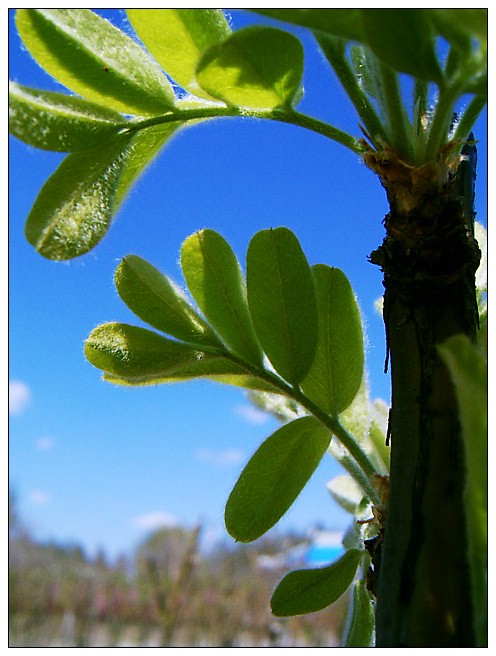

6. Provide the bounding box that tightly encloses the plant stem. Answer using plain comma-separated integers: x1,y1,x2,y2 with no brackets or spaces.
453,95,487,144
424,84,461,158
378,62,413,161
371,136,480,646
315,34,387,146
123,104,241,133
220,350,381,505
412,79,429,164
124,105,364,155
337,453,383,507
270,109,365,153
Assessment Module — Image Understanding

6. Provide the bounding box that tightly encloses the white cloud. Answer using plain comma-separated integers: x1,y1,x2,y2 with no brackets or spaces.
36,436,55,451
194,448,245,467
132,511,178,531
29,490,50,505
9,380,31,415
233,404,270,425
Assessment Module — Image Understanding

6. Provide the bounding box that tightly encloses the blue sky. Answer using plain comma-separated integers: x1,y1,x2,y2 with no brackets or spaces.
8,9,487,559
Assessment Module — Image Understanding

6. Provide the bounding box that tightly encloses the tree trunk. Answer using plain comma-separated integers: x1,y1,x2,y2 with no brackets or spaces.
369,141,481,646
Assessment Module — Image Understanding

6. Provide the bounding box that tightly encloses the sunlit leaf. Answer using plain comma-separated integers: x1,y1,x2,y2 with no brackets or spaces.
24,134,133,260
16,9,175,115
225,416,331,542
271,548,362,616
24,122,180,260
103,356,279,392
181,230,264,366
246,227,318,387
127,9,230,99
344,579,376,647
301,265,364,415
113,121,182,210
9,81,127,152
85,322,207,380
196,26,304,109
115,255,221,348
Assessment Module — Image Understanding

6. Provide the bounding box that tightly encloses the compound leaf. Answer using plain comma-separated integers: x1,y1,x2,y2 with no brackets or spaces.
225,416,331,543
196,26,304,109
115,255,221,348
127,9,230,99
16,9,175,115
271,548,362,616
9,81,127,152
85,322,207,380
181,230,263,366
246,227,318,387
301,265,364,416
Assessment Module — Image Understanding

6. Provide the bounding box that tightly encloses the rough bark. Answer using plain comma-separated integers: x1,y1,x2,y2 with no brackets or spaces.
368,141,481,646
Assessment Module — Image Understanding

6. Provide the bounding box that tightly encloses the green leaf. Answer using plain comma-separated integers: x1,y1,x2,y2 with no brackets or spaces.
103,355,279,392
104,368,279,393
301,265,364,415
85,322,207,380
196,26,304,109
24,122,180,260
438,335,487,647
15,9,175,115
475,222,487,295
115,255,221,349
9,81,127,152
225,416,331,542
252,9,364,42
246,228,318,387
113,122,182,211
25,134,132,260
359,9,443,84
367,399,391,473
181,230,263,366
248,390,306,423
344,579,376,647
270,548,362,616
338,378,370,444
430,9,487,53
349,45,386,107
327,474,365,515
127,9,230,99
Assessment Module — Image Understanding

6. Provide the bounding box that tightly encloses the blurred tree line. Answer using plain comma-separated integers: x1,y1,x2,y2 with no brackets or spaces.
9,492,347,647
